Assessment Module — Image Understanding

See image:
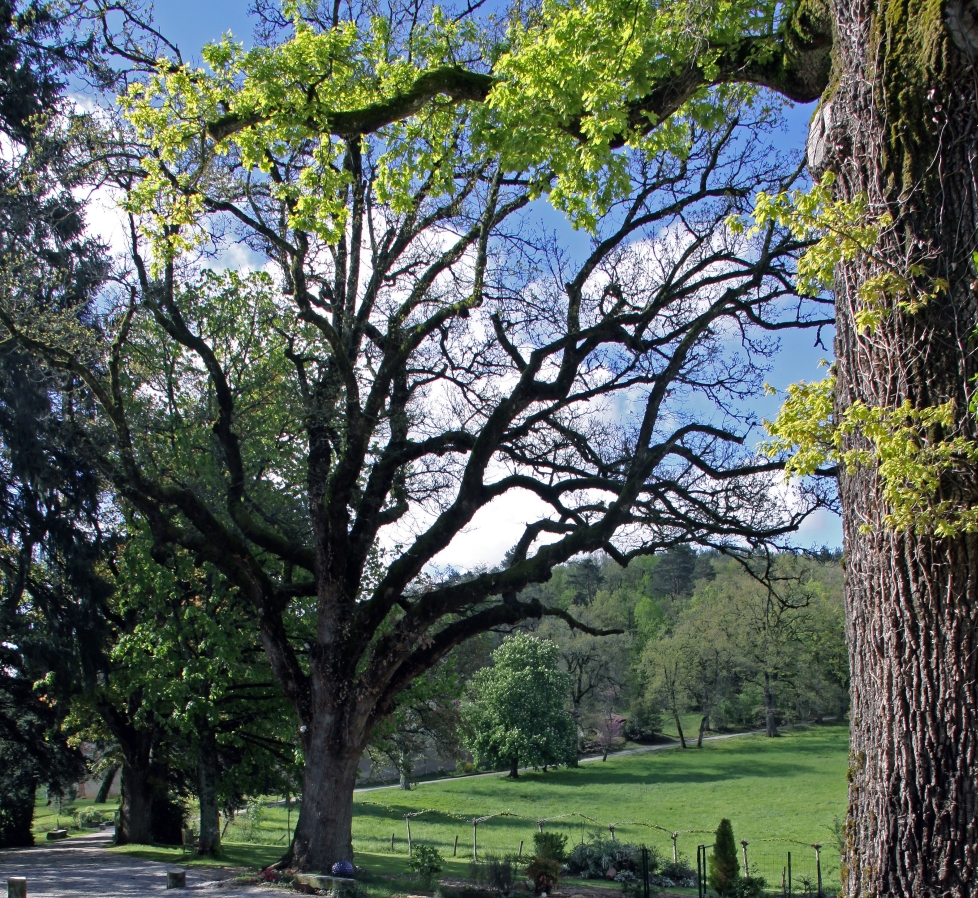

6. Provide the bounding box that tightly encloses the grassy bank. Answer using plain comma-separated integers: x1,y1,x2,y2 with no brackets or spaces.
65,724,848,893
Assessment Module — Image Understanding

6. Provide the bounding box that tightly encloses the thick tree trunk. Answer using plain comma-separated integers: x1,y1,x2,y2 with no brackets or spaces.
763,673,779,738
0,772,36,848
815,0,978,894
510,756,520,778
291,740,361,871
196,727,221,854
117,753,154,845
397,751,412,790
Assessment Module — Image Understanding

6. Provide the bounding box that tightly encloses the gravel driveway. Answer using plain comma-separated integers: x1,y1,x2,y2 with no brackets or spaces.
0,832,270,896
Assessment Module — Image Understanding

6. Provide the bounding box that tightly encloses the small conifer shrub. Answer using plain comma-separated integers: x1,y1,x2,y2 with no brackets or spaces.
707,819,741,896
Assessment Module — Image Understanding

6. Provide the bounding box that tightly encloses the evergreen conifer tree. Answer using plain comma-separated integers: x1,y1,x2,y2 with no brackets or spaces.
707,819,741,896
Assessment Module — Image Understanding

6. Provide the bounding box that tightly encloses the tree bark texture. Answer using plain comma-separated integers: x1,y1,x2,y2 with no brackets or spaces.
815,0,978,893
291,723,362,871
196,727,221,854
118,749,154,846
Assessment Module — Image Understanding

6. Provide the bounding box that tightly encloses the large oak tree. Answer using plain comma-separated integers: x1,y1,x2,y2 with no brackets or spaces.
203,0,978,892
0,0,838,870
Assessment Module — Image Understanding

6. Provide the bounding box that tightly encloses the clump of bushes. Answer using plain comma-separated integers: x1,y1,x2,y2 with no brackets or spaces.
523,830,568,894
470,853,518,891
74,808,109,829
654,857,697,888
533,832,567,862
409,844,445,890
525,857,560,894
565,836,655,881
730,875,767,898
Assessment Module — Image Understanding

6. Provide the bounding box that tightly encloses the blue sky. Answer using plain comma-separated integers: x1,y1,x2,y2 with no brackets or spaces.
139,0,843,554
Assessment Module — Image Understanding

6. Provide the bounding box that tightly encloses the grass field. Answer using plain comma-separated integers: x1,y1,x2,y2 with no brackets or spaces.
346,723,848,892
41,723,849,894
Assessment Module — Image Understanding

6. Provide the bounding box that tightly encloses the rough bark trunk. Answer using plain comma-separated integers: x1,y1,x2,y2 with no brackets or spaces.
117,752,154,845
509,756,519,778
763,672,779,738
815,0,978,893
290,739,361,871
196,727,221,854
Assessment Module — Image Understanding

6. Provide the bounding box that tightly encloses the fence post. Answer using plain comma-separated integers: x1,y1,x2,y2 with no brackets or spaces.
390,832,395,853
519,840,523,858
537,819,544,833
813,843,822,896
782,867,787,898
787,851,792,897
473,819,478,862
405,816,412,858
672,832,679,863
641,846,650,898
697,845,707,898
740,840,749,878
454,835,459,857
609,825,615,842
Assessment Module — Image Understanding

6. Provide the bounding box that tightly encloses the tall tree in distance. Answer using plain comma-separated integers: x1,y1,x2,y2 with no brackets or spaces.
461,634,577,778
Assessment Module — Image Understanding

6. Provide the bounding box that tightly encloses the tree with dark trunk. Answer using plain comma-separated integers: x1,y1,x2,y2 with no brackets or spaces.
82,537,297,852
114,721,156,846
196,726,221,854
0,0,112,848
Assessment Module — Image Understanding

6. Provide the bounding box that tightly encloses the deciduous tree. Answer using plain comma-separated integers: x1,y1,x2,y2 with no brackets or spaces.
461,634,577,777
3,0,832,871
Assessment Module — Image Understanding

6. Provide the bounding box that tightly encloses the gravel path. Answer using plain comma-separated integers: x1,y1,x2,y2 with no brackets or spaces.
0,832,270,897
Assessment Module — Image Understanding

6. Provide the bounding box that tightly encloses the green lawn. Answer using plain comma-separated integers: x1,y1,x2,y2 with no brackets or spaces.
32,797,118,837
94,723,848,894
346,724,848,893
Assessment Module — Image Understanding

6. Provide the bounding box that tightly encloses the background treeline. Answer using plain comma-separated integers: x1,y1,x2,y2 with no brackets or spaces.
377,547,849,783
520,547,848,750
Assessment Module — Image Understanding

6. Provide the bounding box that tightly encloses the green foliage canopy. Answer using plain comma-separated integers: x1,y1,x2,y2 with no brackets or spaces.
463,634,577,773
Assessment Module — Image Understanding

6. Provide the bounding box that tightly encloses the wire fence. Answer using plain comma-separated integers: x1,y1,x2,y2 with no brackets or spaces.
351,801,838,896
